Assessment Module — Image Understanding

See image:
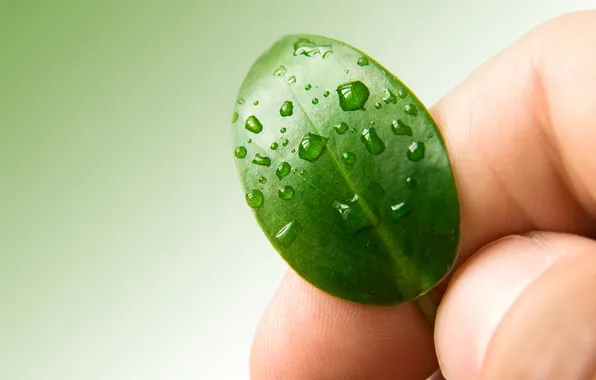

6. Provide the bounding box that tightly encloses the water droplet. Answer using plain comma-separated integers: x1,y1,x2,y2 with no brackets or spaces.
341,151,356,165
350,128,357,134
279,185,295,200
246,189,264,208
288,75,297,85
293,38,333,58
299,169,306,176
280,101,293,117
398,87,408,99
375,102,382,110
280,127,287,133
274,65,287,76
253,100,259,106
298,133,328,162
259,176,267,184
231,112,238,123
383,89,397,104
270,142,279,150
275,221,297,246
337,81,370,111
406,176,417,188
237,98,245,105
407,141,425,161
245,115,263,134
390,202,412,222
404,103,418,116
234,146,247,158
357,56,370,66
345,69,350,74
333,194,379,233
291,149,296,153
360,127,386,155
247,138,252,144
312,98,319,105
323,91,330,98
335,122,349,134
276,162,291,179
426,131,434,138
252,153,272,166
282,139,289,147
305,84,312,91
391,119,413,136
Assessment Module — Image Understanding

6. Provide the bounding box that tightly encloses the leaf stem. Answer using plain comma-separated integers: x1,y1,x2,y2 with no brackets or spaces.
415,293,438,326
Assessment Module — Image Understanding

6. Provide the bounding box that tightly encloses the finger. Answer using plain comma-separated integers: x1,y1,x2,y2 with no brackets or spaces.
436,232,596,379
252,10,596,380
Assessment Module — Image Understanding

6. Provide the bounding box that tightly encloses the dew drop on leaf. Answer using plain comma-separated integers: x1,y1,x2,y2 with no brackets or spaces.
305,84,312,91
333,194,379,233
271,142,279,150
276,162,291,179
406,176,417,188
335,122,349,134
341,151,356,165
288,75,297,85
360,127,386,155
391,119,413,136
282,139,289,147
312,98,319,105
323,91,330,98
237,98,245,105
259,176,267,184
252,153,272,166
293,38,333,58
231,112,238,123
375,102,382,110
280,127,287,133
280,101,294,117
274,65,288,76
404,103,418,117
278,185,295,200
246,189,264,208
357,56,370,66
337,81,370,111
275,221,298,246
253,100,259,105
234,146,247,159
383,89,397,104
390,202,411,222
298,133,328,162
407,141,425,161
245,115,264,134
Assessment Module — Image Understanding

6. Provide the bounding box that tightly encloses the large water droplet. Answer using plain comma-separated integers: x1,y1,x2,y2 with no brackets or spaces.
390,202,411,222
391,119,413,136
383,89,397,104
274,65,287,76
293,38,333,58
357,56,370,66
231,112,238,123
245,115,263,134
407,141,425,161
341,151,356,165
234,146,247,159
335,122,349,134
270,142,279,150
312,98,319,105
259,176,267,184
337,81,370,111
279,185,295,200
252,153,272,166
333,194,379,234
288,75,297,85
404,103,418,116
246,189,264,208
276,162,291,179
275,221,297,246
299,133,328,162
360,127,386,155
280,101,293,117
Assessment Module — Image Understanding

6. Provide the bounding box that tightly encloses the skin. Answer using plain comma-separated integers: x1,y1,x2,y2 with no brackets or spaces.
250,11,596,380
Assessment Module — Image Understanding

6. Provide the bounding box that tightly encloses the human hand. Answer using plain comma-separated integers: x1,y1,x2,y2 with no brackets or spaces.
249,11,596,380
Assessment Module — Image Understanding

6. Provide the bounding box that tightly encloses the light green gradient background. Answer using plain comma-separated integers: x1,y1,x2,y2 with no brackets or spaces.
0,1,592,379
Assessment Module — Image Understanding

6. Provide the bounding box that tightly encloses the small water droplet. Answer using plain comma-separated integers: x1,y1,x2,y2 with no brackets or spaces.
341,151,356,165
279,185,295,200
280,127,287,133
237,98,245,105
291,148,296,153
299,169,306,176
398,87,408,99
247,138,252,144
305,84,312,91
360,127,385,155
427,130,434,138
287,75,297,85
323,91,330,98
345,69,350,74
312,98,319,105
245,115,263,134
234,146,247,158
276,162,291,179
231,112,238,123
333,194,379,233
253,100,259,106
282,139,289,147
407,141,425,161
280,101,293,117
259,176,267,184
350,128,357,134
335,122,349,134
375,102,382,110
404,103,418,116
406,176,417,188
274,65,287,76
390,202,411,222
293,38,333,58
298,133,328,162
275,221,297,246
357,56,370,66
337,81,370,111
252,153,272,166
270,142,279,150
391,119,413,136
383,89,397,104
246,189,264,208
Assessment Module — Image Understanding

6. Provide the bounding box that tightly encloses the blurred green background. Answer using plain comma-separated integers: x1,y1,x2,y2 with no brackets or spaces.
0,0,593,379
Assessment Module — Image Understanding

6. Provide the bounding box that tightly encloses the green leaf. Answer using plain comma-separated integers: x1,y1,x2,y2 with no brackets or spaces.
231,35,460,305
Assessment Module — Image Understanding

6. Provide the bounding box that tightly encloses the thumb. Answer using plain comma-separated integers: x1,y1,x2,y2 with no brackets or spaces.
435,232,596,380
